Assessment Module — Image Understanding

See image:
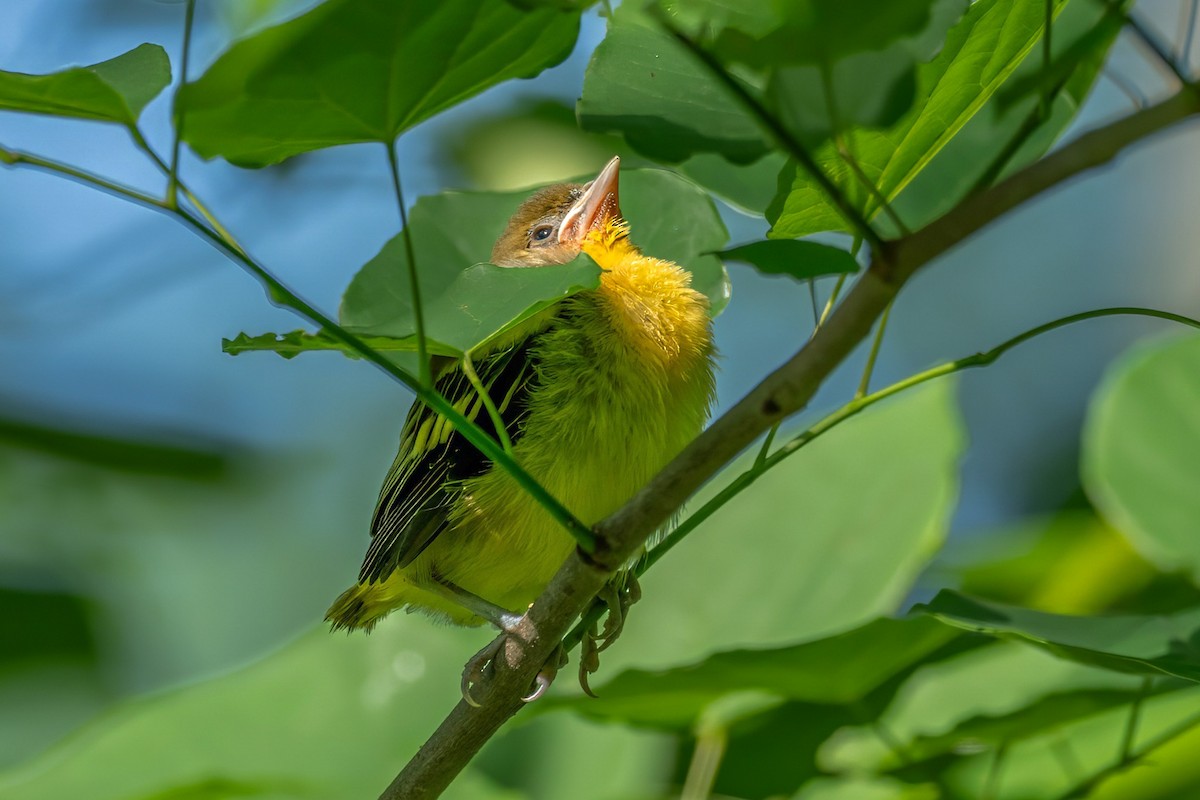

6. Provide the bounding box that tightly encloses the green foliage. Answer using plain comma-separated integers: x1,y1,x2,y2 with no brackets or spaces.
3,0,1198,797
0,624,522,800
0,43,169,126
179,0,580,166
716,240,859,281
918,590,1200,682
1084,334,1200,582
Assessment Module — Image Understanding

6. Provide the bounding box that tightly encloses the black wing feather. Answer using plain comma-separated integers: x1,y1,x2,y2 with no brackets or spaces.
358,341,536,583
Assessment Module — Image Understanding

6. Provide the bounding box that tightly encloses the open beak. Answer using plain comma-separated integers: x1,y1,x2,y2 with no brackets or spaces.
559,155,622,246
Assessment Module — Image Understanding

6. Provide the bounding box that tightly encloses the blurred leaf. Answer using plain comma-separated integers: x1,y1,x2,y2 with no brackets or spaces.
578,4,769,163
180,0,580,167
0,624,524,800
538,617,956,729
340,168,730,356
0,587,94,663
821,641,1149,774
1083,334,1200,583
917,590,1200,682
940,686,1200,799
768,0,1091,239
716,240,859,281
595,380,964,675
676,151,787,216
922,510,1180,615
0,43,169,126
0,414,228,480
898,682,1184,767
794,777,938,800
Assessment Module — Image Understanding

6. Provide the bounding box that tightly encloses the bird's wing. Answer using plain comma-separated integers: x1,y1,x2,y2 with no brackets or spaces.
357,340,537,583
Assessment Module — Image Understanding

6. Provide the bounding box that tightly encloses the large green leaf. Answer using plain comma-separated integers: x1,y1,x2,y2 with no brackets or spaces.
591,380,964,677
0,623,522,800
767,0,1115,239
537,617,956,729
917,591,1200,682
0,44,170,126
578,4,769,163
1083,334,1200,583
179,0,580,167
339,168,730,340
676,151,787,216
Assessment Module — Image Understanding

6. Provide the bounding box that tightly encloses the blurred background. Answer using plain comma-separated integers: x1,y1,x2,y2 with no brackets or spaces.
1,0,1198,797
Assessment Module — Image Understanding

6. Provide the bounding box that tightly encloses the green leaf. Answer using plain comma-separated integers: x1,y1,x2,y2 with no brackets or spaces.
747,0,969,137
768,0,1091,239
794,777,939,800
578,4,769,163
339,168,729,356
898,682,1184,767
0,624,524,800
591,380,964,677
179,0,580,167
716,240,859,281
0,44,170,126
676,152,787,216
917,590,1200,682
1083,334,1200,582
537,617,956,729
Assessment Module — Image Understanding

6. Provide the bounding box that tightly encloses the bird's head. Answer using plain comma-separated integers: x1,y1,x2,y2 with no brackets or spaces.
491,156,625,267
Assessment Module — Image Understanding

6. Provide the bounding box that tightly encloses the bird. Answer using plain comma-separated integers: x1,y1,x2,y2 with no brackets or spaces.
325,156,715,695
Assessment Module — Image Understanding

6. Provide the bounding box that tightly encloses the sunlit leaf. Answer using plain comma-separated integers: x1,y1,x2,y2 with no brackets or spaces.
767,0,1115,238
917,591,1200,682
716,240,859,281
0,44,170,126
180,0,580,167
1083,334,1200,583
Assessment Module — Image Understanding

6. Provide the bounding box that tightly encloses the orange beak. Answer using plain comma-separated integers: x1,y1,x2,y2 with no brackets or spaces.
559,155,622,247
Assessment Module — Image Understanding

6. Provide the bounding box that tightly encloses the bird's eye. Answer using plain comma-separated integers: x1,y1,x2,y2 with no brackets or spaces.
531,225,554,243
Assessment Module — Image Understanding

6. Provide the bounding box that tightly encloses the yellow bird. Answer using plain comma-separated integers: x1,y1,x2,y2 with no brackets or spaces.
326,157,715,679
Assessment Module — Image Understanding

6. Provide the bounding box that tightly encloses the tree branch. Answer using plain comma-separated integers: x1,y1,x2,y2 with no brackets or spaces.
380,83,1200,800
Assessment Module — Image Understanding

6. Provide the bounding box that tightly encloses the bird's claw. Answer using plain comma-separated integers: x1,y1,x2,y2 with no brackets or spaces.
578,571,641,694
461,636,504,708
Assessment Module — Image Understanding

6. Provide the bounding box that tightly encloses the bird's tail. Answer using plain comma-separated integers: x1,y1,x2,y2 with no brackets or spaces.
325,584,388,633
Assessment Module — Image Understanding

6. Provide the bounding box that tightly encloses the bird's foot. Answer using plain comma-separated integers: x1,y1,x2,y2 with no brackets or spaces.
460,619,568,707
578,571,641,696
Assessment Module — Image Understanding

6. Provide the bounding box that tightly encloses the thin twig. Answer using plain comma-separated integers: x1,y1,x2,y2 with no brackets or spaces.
1119,677,1153,763
1042,0,1054,117
1127,12,1192,85
1185,0,1199,66
386,140,432,388
1059,707,1200,799
1104,66,1149,108
167,0,197,209
461,351,514,455
855,300,892,399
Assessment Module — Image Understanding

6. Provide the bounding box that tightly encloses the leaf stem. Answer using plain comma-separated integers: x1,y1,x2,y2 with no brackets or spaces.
1042,0,1054,117
1185,0,1199,65
385,140,432,388
462,351,514,456
680,729,727,800
0,143,596,553
654,11,886,258
1119,677,1153,763
855,299,892,399
167,0,197,209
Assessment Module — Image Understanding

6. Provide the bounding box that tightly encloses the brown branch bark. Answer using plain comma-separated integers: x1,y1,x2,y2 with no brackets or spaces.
380,85,1200,800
